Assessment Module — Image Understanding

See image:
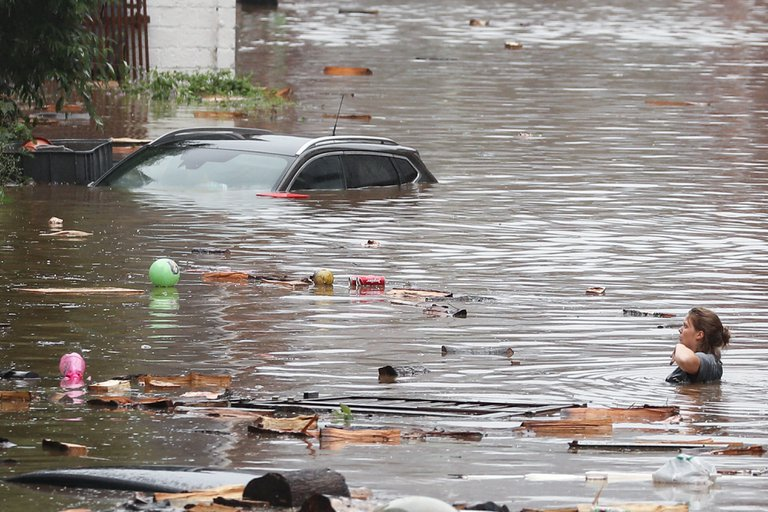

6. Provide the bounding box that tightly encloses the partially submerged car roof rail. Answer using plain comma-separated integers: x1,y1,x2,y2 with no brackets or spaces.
295,135,398,155
150,127,273,146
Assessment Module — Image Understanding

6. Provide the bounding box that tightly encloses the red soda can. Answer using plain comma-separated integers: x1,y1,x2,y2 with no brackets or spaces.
349,275,386,288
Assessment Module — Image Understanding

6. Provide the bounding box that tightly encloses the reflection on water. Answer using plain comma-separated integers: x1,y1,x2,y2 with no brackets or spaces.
3,0,768,510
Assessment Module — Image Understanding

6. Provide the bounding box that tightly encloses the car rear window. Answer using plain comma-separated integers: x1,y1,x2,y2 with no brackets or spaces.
102,146,292,190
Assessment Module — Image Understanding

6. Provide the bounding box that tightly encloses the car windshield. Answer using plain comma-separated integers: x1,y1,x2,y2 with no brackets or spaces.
100,145,293,191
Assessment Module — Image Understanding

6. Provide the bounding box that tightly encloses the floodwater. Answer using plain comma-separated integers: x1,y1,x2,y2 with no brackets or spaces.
2,0,768,510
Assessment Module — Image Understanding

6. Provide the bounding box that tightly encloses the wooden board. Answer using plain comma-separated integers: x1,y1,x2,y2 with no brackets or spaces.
561,405,679,423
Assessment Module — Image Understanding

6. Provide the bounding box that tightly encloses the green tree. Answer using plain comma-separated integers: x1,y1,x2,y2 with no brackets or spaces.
0,0,110,147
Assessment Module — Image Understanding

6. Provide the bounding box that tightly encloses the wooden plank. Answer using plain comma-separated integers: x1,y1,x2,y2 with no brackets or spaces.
0,390,32,402
560,405,679,423
42,438,88,456
138,373,232,389
520,418,613,436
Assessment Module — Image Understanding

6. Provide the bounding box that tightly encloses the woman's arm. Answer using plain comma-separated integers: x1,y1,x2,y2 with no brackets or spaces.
671,343,701,375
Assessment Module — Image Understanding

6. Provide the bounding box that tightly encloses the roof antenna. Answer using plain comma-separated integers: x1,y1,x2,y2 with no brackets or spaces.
332,94,345,136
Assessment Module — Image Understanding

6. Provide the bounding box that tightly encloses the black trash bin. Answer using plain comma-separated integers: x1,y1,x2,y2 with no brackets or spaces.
18,139,113,185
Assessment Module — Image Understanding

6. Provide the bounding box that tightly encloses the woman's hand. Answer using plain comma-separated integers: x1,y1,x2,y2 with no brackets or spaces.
670,343,700,375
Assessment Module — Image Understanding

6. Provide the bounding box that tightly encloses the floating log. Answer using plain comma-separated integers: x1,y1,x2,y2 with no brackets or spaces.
323,66,373,76
243,468,350,507
138,373,232,389
16,287,143,295
623,309,675,318
42,439,88,457
378,365,430,383
88,379,131,394
320,426,401,445
441,345,514,357
561,405,679,423
248,415,319,437
423,304,467,318
519,418,612,436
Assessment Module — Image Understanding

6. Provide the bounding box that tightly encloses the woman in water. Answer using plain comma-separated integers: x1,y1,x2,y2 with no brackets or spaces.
667,307,730,384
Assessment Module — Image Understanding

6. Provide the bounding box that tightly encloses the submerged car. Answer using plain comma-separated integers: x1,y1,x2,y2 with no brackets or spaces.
91,127,437,192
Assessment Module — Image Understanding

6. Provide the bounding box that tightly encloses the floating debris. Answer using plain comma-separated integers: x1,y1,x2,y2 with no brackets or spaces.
586,286,606,295
504,41,524,50
561,405,679,423
191,248,231,255
42,439,88,457
441,345,514,357
39,230,93,238
469,19,490,26
361,239,381,248
323,66,373,76
48,217,63,228
378,365,430,383
623,309,676,318
423,303,467,318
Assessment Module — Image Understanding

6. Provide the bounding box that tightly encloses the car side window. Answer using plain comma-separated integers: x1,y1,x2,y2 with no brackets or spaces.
392,157,418,183
342,154,400,188
291,155,344,190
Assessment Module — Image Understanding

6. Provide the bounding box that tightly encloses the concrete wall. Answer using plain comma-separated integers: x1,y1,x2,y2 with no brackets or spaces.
147,0,236,72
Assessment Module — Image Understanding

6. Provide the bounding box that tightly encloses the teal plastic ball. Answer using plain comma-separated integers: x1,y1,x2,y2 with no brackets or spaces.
149,258,180,287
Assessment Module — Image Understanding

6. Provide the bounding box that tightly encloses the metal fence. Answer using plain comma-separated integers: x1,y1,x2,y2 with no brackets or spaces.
89,0,150,80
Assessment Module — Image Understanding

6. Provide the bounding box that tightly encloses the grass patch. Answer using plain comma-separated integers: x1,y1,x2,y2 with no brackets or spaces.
120,69,290,111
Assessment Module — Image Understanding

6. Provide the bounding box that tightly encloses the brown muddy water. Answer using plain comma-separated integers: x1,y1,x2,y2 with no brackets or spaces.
2,0,768,510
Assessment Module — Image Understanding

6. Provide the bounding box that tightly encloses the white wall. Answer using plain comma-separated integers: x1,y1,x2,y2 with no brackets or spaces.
147,0,236,72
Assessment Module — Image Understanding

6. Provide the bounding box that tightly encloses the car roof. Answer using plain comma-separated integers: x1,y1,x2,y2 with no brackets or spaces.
148,127,411,156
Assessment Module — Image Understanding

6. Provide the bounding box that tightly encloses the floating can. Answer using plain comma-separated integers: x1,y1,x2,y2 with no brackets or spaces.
349,275,386,288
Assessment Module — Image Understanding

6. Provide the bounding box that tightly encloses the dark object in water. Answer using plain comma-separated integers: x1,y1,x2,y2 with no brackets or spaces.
243,468,350,507
623,308,676,318
424,303,467,318
378,365,430,383
1,370,40,380
441,345,514,357
467,502,510,512
191,248,231,254
5,466,262,492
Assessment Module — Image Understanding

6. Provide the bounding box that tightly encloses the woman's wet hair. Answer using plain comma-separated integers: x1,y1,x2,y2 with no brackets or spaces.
688,307,730,357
